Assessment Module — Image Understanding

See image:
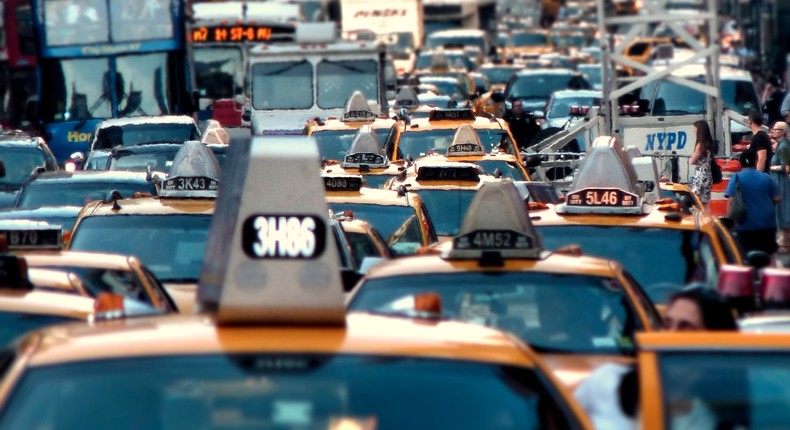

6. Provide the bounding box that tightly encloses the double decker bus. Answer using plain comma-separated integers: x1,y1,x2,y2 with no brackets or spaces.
189,1,298,127
27,0,193,163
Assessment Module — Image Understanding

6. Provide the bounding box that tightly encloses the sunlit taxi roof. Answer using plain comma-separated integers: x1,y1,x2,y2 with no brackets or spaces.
308,117,397,132
530,202,701,230
96,115,197,129
23,251,139,272
325,187,417,207
76,196,214,217
24,313,540,367
0,290,95,320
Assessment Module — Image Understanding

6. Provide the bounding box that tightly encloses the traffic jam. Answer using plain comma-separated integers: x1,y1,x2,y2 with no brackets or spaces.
0,0,788,428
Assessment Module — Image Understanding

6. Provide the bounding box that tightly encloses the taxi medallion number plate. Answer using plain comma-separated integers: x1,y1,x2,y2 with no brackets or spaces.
454,230,534,250
242,214,326,259
344,153,385,165
162,176,219,192
566,188,638,207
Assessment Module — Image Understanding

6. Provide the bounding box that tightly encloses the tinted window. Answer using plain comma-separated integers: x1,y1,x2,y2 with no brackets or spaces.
351,272,641,355
0,355,576,430
93,123,199,149
252,61,313,110
659,353,790,429
0,147,46,187
40,58,113,122
537,225,717,303
69,215,212,282
508,33,548,46
194,47,244,100
18,180,155,208
35,265,152,305
316,60,378,109
328,203,419,246
345,231,383,263
398,129,515,159
721,80,760,115
506,74,591,101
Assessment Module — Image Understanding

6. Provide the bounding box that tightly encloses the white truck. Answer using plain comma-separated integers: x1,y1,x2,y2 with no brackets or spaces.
247,22,388,135
340,0,423,74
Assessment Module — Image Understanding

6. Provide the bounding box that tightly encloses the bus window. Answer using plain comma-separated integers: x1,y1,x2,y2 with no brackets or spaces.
252,61,313,110
43,0,109,47
115,53,170,117
193,47,244,100
109,0,174,42
41,58,112,122
316,59,378,109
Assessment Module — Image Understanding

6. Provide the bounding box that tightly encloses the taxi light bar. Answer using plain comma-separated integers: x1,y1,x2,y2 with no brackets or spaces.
760,268,790,309
428,108,475,121
417,166,480,182
322,175,363,192
569,106,590,116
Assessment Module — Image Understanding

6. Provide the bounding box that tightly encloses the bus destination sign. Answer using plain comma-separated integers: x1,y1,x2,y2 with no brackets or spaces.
192,24,295,43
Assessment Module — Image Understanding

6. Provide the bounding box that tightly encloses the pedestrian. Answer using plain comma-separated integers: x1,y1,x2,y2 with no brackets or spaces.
769,121,790,255
747,109,772,173
574,285,736,430
502,100,540,149
690,120,714,206
726,149,781,256
762,76,786,126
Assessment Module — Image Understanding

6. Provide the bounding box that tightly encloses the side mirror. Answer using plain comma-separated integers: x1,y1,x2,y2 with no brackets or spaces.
0,160,5,178
242,110,251,122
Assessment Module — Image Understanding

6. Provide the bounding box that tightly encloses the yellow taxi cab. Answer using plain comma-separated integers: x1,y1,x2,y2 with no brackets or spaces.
386,161,500,242
337,217,392,266
348,180,661,390
635,332,790,429
530,136,742,306
0,136,593,430
0,253,162,346
0,220,177,312
67,141,219,313
320,126,407,189
394,108,523,164
412,124,531,181
305,91,403,162
324,173,438,256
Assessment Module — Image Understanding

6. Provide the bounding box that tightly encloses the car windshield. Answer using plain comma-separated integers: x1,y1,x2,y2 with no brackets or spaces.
425,35,486,54
659,352,790,429
475,160,528,180
419,79,468,100
93,123,199,150
721,80,760,115
0,147,46,187
350,272,640,355
577,66,603,87
652,81,707,115
17,180,155,208
0,354,576,430
506,74,591,101
480,67,518,84
547,96,601,119
399,129,515,159
508,33,548,46
107,146,227,172
69,214,212,282
346,231,384,263
413,189,477,236
0,312,77,347
312,129,391,161
537,225,720,303
193,47,244,100
35,265,152,305
329,203,421,255
551,34,587,48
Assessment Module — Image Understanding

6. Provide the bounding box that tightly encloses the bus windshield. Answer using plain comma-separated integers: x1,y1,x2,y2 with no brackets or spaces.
40,53,172,122
252,61,313,110
194,47,244,100
316,60,378,109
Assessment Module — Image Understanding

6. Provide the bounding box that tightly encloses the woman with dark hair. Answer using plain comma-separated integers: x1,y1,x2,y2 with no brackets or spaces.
663,284,738,331
690,120,714,206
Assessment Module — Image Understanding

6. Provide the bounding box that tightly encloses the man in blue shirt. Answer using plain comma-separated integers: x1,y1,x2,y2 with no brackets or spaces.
725,149,781,255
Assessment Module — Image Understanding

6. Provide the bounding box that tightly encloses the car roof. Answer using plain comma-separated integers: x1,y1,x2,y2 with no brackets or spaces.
326,187,417,207
363,252,619,279
427,29,487,38
96,115,197,128
0,289,95,320
23,251,135,272
514,68,581,77
28,171,152,184
22,313,540,368
530,204,703,230
550,89,603,99
77,197,214,217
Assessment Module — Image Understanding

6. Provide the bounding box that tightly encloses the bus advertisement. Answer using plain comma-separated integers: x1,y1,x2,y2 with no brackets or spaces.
28,0,193,163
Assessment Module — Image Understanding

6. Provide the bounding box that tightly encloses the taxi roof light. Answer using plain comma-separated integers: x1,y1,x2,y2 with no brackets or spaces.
445,181,544,261
446,124,485,157
341,91,377,122
160,141,221,199
718,264,754,298
760,268,790,309
341,126,389,169
557,136,646,215
197,136,345,326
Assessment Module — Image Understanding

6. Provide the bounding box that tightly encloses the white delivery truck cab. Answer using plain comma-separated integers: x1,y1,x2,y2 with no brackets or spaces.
247,23,387,136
